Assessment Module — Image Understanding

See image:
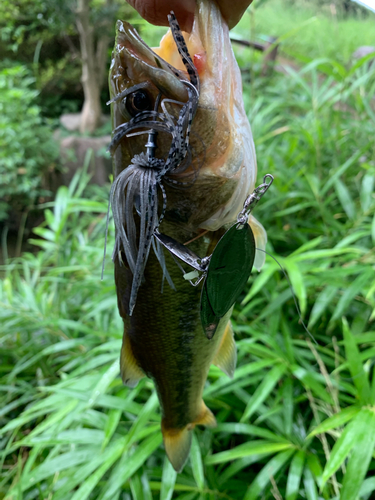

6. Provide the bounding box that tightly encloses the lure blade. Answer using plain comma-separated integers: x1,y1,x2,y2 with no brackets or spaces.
154,231,203,271
205,223,256,318
200,281,221,339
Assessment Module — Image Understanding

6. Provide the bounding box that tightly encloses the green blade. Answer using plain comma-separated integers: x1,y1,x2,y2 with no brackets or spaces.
340,409,375,500
286,450,305,500
206,223,255,317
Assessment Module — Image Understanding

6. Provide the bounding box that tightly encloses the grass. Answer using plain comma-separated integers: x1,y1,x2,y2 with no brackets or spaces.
233,0,375,63
1,16,375,500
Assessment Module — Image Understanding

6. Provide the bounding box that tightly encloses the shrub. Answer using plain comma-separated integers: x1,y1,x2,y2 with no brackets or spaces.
0,55,375,499
0,63,59,222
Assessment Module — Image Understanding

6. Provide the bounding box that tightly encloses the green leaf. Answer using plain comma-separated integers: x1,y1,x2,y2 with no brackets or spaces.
359,477,375,499
282,377,293,436
308,406,360,438
330,273,372,325
130,472,146,500
334,178,356,220
140,471,153,500
214,423,290,443
205,441,292,465
94,433,162,500
322,409,375,485
243,449,295,500
241,363,287,422
160,457,177,500
286,450,305,500
322,145,372,195
190,434,204,490
126,391,159,446
283,259,307,315
102,409,122,450
308,285,337,329
342,318,371,404
360,172,374,213
340,409,375,500
242,262,278,305
70,439,127,500
292,366,332,404
303,466,318,500
19,449,97,491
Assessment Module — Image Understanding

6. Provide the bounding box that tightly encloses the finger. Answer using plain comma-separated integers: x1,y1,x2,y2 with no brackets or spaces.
127,0,195,32
217,0,253,29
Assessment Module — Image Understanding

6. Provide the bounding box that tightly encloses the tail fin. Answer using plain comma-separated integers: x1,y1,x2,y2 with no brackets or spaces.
162,401,216,472
162,426,192,473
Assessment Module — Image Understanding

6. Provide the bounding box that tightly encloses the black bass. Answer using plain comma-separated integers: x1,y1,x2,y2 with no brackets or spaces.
108,0,266,471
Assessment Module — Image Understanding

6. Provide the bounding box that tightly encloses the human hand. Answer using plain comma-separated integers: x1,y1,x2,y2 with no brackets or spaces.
127,0,253,32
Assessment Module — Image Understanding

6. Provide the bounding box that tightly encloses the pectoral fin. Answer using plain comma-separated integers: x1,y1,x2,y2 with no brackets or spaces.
120,333,145,388
213,321,237,378
248,214,267,271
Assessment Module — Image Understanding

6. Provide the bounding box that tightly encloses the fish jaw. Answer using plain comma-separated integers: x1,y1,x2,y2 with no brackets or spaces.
109,19,191,172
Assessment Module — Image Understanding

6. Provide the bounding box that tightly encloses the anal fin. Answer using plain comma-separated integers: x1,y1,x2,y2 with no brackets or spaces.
120,333,145,388
213,321,237,378
192,401,217,428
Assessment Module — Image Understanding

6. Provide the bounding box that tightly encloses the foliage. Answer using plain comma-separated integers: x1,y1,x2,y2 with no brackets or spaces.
0,64,59,222
0,0,139,118
233,0,375,63
1,32,375,500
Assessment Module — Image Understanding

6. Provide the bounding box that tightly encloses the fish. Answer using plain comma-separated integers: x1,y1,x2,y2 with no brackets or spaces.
107,0,267,472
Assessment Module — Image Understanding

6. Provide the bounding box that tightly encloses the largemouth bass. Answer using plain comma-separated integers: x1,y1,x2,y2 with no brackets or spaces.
108,0,267,471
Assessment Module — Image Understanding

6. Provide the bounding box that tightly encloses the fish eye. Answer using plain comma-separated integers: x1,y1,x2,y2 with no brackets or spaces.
125,90,152,116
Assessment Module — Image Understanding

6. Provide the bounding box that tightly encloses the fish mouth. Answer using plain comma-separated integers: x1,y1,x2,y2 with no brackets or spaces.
110,20,190,104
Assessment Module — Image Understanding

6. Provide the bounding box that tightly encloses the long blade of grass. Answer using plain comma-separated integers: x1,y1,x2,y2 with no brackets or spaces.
286,450,305,500
340,409,375,500
243,449,295,500
240,363,287,422
322,409,373,485
342,318,371,404
160,457,177,500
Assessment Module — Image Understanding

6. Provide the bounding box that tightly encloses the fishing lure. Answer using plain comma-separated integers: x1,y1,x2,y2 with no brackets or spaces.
107,12,200,315
155,174,274,339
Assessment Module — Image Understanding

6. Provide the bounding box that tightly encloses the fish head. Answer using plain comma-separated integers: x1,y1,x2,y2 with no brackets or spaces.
109,0,259,236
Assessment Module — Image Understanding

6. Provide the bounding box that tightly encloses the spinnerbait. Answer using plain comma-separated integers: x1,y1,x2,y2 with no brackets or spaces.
106,12,200,315
155,174,274,339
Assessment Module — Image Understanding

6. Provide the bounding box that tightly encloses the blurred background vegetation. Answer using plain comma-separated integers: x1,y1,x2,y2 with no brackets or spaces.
1,0,375,499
